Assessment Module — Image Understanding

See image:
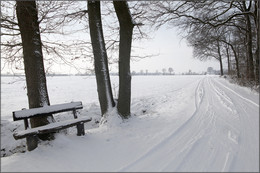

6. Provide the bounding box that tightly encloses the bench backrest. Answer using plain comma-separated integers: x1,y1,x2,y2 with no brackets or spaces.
13,101,83,121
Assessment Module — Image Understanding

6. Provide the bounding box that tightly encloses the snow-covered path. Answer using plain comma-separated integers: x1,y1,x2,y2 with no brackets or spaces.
120,77,259,172
1,76,259,172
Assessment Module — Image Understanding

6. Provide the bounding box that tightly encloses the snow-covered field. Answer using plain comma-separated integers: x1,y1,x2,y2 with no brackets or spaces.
1,75,259,172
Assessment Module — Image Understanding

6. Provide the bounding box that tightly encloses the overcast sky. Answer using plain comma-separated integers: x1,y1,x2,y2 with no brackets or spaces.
1,7,221,75
49,26,221,75
39,25,221,75
1,26,221,75
130,26,221,74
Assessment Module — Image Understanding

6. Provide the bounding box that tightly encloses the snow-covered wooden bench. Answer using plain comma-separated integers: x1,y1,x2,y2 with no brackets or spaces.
12,101,92,151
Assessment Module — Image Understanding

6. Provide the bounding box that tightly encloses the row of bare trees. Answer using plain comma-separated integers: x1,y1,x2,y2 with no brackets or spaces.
145,1,259,85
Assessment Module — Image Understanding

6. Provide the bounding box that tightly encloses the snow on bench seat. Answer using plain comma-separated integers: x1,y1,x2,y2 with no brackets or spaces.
13,102,83,120
13,117,92,140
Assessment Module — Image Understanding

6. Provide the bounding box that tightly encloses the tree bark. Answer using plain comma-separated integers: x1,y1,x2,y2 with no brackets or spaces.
226,46,231,75
231,45,241,78
243,1,255,81
16,1,55,140
113,1,134,118
217,41,224,76
88,1,115,116
255,0,260,84
244,37,250,79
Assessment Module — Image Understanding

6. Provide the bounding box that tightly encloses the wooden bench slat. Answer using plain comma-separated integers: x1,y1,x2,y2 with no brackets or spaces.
13,117,92,140
13,101,83,121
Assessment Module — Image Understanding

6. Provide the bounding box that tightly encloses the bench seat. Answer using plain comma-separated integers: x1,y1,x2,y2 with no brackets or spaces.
12,101,91,151
13,102,83,120
13,117,92,140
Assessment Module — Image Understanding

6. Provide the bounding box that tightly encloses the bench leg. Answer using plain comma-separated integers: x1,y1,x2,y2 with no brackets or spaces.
26,135,38,151
76,123,85,136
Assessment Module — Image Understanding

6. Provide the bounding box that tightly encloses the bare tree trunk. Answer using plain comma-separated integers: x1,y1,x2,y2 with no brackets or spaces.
16,1,54,140
255,0,260,84
243,1,255,81
246,17,255,81
217,41,224,76
113,1,134,118
88,1,115,116
244,36,250,79
226,45,231,75
231,45,241,78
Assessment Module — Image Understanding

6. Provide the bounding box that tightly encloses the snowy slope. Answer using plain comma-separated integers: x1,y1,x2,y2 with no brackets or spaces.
1,75,259,172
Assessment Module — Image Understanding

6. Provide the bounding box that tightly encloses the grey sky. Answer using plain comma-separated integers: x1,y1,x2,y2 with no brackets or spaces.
45,26,221,74
1,26,220,75
1,1,222,75
130,26,220,74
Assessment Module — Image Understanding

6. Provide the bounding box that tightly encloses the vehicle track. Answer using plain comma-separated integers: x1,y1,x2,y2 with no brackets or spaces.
210,77,259,172
118,76,258,172
119,77,206,171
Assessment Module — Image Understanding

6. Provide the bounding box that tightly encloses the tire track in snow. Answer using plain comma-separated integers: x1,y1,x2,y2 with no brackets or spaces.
162,77,237,171
210,77,259,171
118,77,205,172
213,78,259,107
208,77,259,171
191,77,239,172
221,152,231,172
119,76,258,171
207,77,237,115
207,77,241,143
155,77,239,171
195,77,204,109
173,106,216,171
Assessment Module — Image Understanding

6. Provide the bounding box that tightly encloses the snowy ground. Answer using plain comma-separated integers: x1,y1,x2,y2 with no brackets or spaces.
1,75,259,172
